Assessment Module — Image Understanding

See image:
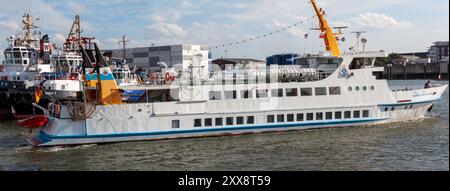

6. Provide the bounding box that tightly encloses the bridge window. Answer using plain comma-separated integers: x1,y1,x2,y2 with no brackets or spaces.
329,87,341,95
241,90,253,99
301,88,313,96
271,89,283,97
209,91,222,100
256,89,268,98
315,87,327,96
224,91,237,100
286,88,298,97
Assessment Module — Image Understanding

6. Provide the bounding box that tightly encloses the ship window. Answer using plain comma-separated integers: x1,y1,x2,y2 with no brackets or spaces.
287,114,295,122
370,86,375,91
61,85,66,90
277,114,285,123
271,89,283,97
315,87,327,96
172,120,180,129
256,89,268,98
237,117,244,125
354,111,361,118
355,87,360,91
300,88,313,96
226,117,234,125
209,91,222,100
241,90,253,99
297,114,304,121
13,52,21,59
286,88,298,97
363,110,370,118
316,112,323,120
344,111,352,119
385,107,389,112
306,113,314,121
5,52,12,59
363,86,368,91
348,87,353,92
225,91,237,100
215,118,223,126
247,116,255,124
391,107,395,111
267,115,275,123
194,119,202,127
335,112,342,119
329,87,341,95
205,118,213,127
326,112,333,120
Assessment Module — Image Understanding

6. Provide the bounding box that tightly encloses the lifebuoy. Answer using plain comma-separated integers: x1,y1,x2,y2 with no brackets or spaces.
150,73,157,81
165,73,171,81
170,74,176,81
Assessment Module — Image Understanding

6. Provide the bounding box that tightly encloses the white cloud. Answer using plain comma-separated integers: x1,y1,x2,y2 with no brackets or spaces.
146,22,188,37
348,13,413,30
272,19,305,38
0,21,19,31
53,33,67,45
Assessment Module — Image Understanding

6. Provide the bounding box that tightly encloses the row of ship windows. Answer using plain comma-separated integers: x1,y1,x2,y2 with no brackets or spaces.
181,110,371,128
209,87,342,100
348,86,375,92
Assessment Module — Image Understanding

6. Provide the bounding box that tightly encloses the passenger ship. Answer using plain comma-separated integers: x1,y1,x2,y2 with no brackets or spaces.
27,0,448,146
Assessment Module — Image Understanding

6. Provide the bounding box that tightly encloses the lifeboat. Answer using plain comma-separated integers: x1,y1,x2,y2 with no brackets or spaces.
16,115,49,129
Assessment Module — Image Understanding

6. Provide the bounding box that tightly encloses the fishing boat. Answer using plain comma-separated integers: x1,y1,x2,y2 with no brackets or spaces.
27,0,448,146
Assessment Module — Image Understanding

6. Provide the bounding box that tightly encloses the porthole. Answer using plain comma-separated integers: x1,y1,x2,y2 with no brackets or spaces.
363,86,367,91
348,87,353,91
370,86,375,91
355,87,360,91
385,107,389,112
391,107,395,111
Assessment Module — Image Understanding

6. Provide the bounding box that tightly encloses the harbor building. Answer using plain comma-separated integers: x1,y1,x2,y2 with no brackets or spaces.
211,58,266,71
105,44,210,74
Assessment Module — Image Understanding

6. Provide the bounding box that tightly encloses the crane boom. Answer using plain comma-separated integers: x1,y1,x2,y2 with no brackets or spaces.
310,0,341,57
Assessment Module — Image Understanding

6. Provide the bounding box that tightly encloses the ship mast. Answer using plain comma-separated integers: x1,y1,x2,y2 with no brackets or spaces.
310,0,341,57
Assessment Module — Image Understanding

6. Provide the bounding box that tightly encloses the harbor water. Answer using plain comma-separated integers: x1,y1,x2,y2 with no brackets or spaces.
0,80,448,171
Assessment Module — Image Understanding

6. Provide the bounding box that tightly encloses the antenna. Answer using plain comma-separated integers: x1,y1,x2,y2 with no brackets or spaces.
351,31,366,53
118,35,129,63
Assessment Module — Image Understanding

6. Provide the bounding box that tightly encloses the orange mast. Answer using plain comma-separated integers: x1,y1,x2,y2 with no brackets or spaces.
310,0,341,57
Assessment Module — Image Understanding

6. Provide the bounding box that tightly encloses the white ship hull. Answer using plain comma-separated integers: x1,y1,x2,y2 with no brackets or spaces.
27,61,448,146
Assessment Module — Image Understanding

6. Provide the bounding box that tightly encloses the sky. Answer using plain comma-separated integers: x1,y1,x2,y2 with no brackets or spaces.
0,0,448,61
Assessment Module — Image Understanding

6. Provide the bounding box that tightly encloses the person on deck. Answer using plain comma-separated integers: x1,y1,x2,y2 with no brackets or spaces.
425,81,432,89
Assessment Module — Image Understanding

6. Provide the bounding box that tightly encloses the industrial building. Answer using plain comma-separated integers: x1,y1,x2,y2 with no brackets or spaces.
105,44,210,74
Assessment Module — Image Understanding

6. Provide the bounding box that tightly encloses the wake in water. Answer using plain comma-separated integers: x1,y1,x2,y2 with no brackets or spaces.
14,144,98,154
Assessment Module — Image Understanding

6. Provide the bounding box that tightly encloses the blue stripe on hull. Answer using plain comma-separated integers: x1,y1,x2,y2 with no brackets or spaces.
39,117,389,141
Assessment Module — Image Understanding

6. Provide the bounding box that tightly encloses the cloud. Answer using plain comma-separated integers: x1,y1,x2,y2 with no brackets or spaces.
146,22,188,37
272,19,305,38
348,13,413,30
0,21,19,32
53,33,67,45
